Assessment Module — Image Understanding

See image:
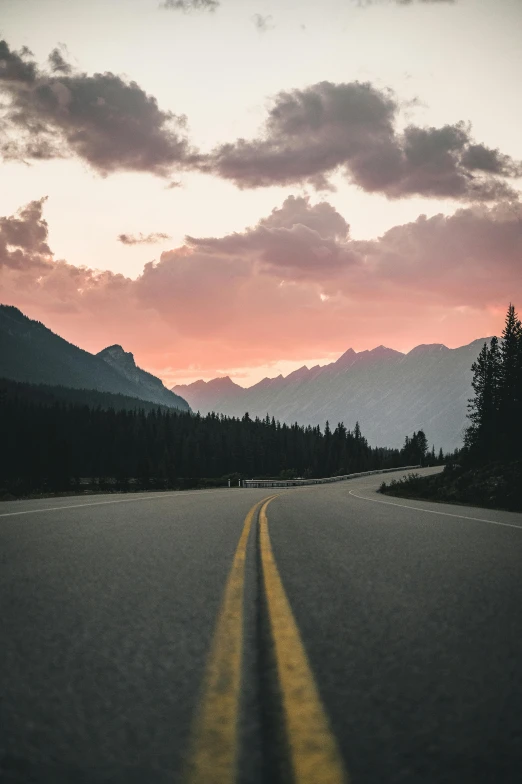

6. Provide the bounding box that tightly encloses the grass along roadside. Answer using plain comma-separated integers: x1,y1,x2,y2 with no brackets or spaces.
379,462,522,513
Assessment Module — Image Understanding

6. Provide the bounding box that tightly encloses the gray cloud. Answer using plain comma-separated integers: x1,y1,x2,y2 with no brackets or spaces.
48,46,72,75
160,0,219,11
0,198,51,270
0,39,200,177
118,231,171,245
186,195,357,278
0,40,37,83
359,0,455,5
207,80,521,201
252,14,275,32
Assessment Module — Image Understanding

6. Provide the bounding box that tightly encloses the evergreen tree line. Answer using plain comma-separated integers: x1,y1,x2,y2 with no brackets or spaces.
465,304,522,463
0,390,440,496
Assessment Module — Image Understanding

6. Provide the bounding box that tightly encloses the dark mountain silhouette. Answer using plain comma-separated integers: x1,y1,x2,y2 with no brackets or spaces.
173,340,491,451
0,305,189,410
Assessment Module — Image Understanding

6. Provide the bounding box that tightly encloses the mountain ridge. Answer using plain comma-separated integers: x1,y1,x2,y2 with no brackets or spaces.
0,305,190,411
172,338,492,451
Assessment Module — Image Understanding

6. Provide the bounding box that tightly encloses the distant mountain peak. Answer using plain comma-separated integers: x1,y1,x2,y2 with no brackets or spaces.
406,343,449,358
334,347,357,367
368,344,404,357
172,376,243,393
207,376,242,390
285,365,310,382
98,344,135,362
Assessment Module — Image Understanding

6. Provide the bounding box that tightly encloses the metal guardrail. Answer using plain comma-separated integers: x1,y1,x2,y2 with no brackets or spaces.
241,465,421,489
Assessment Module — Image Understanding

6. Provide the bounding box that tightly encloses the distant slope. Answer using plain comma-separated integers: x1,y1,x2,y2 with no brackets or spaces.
0,305,189,411
0,377,181,414
173,340,491,451
173,376,247,414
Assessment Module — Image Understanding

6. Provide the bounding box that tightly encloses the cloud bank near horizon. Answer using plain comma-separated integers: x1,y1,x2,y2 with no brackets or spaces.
2,195,520,381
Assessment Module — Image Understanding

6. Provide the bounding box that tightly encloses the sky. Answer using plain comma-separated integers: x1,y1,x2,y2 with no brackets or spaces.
1,0,521,386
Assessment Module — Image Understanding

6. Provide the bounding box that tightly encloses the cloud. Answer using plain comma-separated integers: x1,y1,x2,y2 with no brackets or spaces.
118,232,171,245
4,39,514,206
0,39,200,177
0,40,37,83
206,80,521,200
186,195,355,278
2,195,521,379
160,0,219,11
252,14,275,32
358,0,455,5
0,198,52,270
48,46,72,75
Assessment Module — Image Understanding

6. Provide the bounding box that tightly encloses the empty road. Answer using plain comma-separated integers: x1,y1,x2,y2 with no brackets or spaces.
2,468,522,783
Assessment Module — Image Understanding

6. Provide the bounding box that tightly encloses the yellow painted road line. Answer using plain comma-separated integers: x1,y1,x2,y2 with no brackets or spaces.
186,496,277,784
259,498,349,784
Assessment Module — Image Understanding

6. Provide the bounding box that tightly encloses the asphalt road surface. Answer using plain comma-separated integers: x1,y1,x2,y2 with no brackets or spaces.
2,467,522,783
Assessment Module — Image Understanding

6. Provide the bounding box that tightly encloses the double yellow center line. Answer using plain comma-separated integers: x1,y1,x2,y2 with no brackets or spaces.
186,496,349,784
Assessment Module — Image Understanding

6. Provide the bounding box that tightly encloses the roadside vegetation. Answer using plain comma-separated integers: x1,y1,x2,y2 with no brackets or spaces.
380,304,522,512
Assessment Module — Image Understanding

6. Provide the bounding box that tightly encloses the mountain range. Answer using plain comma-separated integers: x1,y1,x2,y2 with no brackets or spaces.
0,304,490,450
0,305,189,411
172,340,491,452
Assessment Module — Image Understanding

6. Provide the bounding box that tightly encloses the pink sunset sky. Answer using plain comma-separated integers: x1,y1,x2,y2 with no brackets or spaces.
1,0,521,387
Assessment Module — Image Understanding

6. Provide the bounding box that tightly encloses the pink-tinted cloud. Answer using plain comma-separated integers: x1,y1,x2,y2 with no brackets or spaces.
1,196,520,383
118,231,171,245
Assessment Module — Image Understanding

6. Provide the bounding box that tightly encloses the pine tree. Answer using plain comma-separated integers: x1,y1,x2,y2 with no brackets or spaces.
415,430,429,464
499,304,522,457
466,337,502,461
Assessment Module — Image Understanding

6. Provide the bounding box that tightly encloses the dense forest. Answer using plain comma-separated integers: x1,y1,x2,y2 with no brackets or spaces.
381,304,522,511
0,378,440,498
